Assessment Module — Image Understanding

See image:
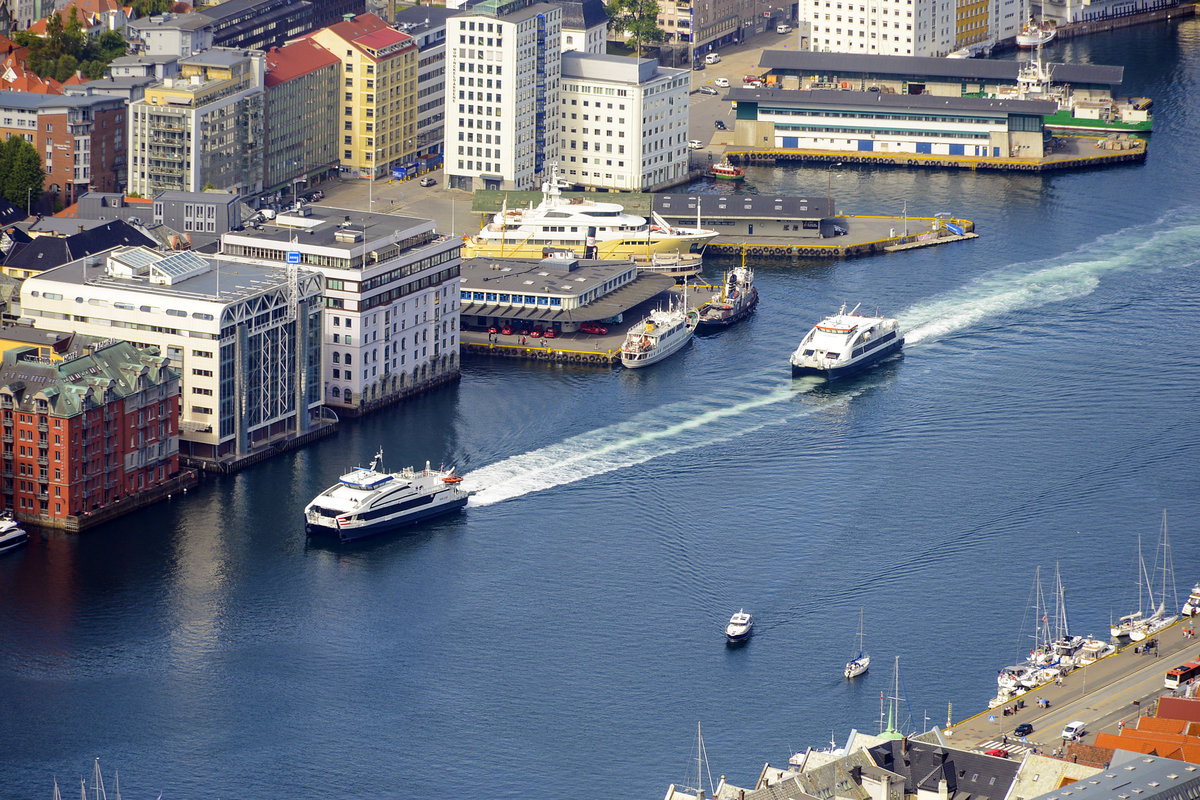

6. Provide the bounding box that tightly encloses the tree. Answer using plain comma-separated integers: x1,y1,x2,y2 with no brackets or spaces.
605,0,666,57
0,137,46,213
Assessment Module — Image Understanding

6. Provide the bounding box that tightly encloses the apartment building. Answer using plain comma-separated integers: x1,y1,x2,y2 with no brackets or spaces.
215,205,461,415
0,90,126,204
0,338,181,522
264,40,341,198
558,53,689,191
306,13,419,179
560,0,608,54
20,247,325,466
799,0,1020,55
444,0,562,192
126,48,265,197
393,5,454,159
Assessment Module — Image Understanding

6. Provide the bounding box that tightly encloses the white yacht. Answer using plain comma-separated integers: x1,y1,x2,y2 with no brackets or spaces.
304,449,468,542
1182,583,1200,616
844,609,870,678
462,168,717,261
726,609,754,643
621,296,700,369
790,304,903,379
0,511,28,555
1015,18,1056,48
1075,637,1116,665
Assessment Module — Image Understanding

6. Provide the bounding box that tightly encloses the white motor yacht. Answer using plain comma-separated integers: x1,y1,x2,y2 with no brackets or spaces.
725,610,754,643
0,511,28,555
304,449,468,542
621,299,699,369
790,304,903,379
1182,583,1200,616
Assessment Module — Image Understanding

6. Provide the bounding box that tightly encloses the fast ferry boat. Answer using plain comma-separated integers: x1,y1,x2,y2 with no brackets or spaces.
0,510,28,555
726,609,754,643
461,168,717,261
697,259,758,331
789,304,903,379
304,449,468,542
621,299,700,369
707,160,745,181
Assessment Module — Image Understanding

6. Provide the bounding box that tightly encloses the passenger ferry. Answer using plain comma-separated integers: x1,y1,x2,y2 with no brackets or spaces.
707,160,745,181
789,304,903,379
621,296,700,369
461,168,717,260
304,449,468,542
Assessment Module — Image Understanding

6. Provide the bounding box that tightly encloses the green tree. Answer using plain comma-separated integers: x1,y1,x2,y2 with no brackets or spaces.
0,137,46,213
605,0,666,57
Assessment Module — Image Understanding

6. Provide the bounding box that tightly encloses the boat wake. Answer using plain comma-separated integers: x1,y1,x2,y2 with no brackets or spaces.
904,208,1200,345
465,210,1200,506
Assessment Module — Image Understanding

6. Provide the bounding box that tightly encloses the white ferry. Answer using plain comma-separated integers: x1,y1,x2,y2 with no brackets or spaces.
304,449,468,542
789,304,903,379
462,168,717,261
621,300,700,369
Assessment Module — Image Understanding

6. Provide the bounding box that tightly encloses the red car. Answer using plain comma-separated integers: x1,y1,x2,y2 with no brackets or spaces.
544,327,556,338
487,326,498,334
580,322,607,335
500,325,513,336
984,748,1010,758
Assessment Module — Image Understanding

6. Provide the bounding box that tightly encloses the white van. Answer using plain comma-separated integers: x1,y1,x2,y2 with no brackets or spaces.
705,53,721,64
1061,721,1087,741
777,23,792,33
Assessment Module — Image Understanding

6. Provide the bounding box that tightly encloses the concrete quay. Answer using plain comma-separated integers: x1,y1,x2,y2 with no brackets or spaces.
946,618,1200,756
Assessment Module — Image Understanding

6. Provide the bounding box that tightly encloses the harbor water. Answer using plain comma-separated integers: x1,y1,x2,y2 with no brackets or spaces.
4,22,1200,799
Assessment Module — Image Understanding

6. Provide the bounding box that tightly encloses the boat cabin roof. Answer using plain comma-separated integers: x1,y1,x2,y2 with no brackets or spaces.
339,468,394,490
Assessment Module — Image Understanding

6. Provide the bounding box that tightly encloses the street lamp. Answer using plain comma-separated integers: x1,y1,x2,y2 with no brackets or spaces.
826,161,842,216
26,186,32,217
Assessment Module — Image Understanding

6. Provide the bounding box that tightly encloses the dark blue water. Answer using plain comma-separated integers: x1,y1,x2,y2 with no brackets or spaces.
5,23,1200,799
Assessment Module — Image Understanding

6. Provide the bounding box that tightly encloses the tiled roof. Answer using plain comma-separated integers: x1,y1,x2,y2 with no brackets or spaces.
354,28,411,52
3,220,156,272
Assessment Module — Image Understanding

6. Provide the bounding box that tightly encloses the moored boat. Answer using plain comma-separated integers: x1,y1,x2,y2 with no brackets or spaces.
630,250,704,278
621,290,700,369
707,160,745,181
789,303,903,379
1183,583,1200,617
697,265,758,331
304,449,468,542
1075,637,1116,665
0,510,28,555
461,167,717,260
1015,17,1055,47
726,609,754,643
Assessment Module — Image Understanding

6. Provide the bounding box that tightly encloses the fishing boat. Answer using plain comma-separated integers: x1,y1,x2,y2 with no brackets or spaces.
696,250,758,331
304,449,469,542
707,160,745,181
789,303,903,379
725,609,754,643
1182,582,1200,617
0,510,28,555
844,608,870,678
461,166,717,260
621,287,700,369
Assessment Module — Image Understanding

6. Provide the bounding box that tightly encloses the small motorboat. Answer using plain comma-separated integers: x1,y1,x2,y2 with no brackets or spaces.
0,511,29,555
707,160,745,181
725,609,754,643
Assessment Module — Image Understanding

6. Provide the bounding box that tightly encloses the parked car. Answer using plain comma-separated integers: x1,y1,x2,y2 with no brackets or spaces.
580,322,607,335
714,120,727,130
688,139,704,150
543,327,556,339
714,77,730,88
419,176,436,187
487,326,498,334
777,23,792,33
500,325,513,336
1014,723,1033,737
692,62,705,71
698,85,718,95
1061,721,1087,741
833,225,848,236
530,325,544,338
704,53,721,64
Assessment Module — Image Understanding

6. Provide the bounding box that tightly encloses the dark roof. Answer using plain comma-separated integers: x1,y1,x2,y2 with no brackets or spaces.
559,0,607,29
655,193,833,221
727,86,1058,115
0,198,23,226
759,50,1124,87
3,220,157,272
392,5,456,28
868,739,1019,800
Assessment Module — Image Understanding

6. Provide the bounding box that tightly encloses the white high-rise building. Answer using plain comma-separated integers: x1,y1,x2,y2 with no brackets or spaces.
801,0,1022,56
559,53,690,192
444,0,562,192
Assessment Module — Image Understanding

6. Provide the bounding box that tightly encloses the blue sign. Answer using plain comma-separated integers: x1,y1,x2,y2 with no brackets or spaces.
286,251,301,265
392,168,406,180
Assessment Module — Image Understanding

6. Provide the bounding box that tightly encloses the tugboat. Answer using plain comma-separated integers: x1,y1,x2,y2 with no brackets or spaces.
725,609,754,643
707,160,745,182
304,449,469,542
696,249,758,331
789,303,903,379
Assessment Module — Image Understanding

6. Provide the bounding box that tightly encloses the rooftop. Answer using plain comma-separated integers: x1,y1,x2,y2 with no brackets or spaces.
655,193,833,221
562,52,677,84
127,11,212,31
219,203,432,255
265,40,340,86
727,87,1058,115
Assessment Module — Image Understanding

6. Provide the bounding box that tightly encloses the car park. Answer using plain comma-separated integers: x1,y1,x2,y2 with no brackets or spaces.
1014,722,1033,737
714,120,727,130
580,322,607,335
688,139,704,149
419,176,436,187
714,77,730,88
698,85,718,95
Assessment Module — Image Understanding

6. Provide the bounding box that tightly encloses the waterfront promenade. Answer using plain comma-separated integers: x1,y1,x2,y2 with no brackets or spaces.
949,619,1199,755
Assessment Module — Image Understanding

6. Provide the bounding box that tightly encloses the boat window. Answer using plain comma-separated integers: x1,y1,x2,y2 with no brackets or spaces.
826,352,840,359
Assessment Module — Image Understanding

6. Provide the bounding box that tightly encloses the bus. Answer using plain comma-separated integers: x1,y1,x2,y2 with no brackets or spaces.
1164,661,1200,689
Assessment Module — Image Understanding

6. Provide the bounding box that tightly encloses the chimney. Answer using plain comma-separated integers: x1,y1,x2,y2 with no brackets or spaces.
901,737,909,755
938,779,949,800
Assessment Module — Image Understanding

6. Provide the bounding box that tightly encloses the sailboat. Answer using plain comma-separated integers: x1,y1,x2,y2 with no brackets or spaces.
1049,562,1085,666
844,608,869,678
998,567,1062,692
1113,513,1178,641
673,722,716,800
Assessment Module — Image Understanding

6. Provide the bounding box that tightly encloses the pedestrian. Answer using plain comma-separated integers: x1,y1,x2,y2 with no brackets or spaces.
1003,734,1008,745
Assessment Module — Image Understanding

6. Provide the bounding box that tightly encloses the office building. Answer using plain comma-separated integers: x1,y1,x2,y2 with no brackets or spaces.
264,40,341,198
798,0,1021,56
393,5,455,159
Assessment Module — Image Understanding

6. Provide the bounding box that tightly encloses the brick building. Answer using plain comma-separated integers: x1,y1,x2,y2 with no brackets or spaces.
0,337,182,524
